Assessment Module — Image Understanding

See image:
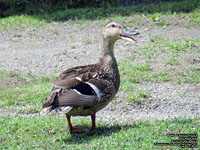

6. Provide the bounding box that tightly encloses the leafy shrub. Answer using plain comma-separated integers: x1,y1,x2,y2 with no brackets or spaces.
0,0,118,17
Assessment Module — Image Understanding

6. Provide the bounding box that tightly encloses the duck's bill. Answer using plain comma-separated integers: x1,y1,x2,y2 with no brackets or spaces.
120,35,137,43
120,28,139,43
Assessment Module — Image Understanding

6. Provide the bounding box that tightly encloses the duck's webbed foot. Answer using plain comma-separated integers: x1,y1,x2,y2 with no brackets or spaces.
66,115,90,134
66,114,96,134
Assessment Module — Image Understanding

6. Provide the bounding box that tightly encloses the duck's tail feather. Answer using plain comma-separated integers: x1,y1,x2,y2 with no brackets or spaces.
40,106,72,115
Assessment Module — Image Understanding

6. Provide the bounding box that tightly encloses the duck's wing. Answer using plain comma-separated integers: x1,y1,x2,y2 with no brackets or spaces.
41,86,99,114
41,64,106,114
53,64,98,88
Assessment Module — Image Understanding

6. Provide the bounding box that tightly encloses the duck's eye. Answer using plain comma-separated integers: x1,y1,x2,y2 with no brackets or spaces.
111,24,115,28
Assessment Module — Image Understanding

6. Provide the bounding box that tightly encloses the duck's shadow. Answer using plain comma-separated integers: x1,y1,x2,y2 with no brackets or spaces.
63,124,139,144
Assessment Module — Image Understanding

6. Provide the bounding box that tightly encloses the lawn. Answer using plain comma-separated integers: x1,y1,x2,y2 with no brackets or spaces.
0,116,199,149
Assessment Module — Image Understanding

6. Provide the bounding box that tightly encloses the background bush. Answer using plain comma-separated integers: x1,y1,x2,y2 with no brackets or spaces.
0,0,177,17
0,0,118,17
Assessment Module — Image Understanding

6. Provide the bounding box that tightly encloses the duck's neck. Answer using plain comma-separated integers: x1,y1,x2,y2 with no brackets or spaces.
100,36,120,92
99,36,118,67
102,37,116,59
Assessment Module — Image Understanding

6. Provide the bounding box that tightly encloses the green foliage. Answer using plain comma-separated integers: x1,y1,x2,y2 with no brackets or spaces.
0,0,118,17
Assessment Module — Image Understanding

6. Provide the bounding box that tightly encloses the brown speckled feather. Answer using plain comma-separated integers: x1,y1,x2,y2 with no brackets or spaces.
53,64,99,88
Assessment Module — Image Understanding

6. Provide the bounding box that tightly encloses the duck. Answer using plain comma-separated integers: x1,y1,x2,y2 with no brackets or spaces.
41,21,139,133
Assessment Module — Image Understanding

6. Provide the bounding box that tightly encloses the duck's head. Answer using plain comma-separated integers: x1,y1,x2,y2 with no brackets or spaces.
103,21,139,43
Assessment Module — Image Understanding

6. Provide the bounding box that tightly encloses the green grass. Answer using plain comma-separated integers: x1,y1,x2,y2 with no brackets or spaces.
0,116,199,149
177,71,200,84
0,0,199,30
0,82,51,109
118,36,200,100
119,62,151,84
0,70,24,79
52,29,59,35
119,53,199,85
0,71,56,112
150,37,199,53
189,9,200,24
83,39,92,45
0,15,44,30
126,90,148,104
71,45,77,49
0,70,199,149
151,72,172,82
167,55,179,65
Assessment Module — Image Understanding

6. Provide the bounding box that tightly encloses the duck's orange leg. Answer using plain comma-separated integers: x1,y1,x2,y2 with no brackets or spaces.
66,115,89,134
91,113,96,131
66,115,73,134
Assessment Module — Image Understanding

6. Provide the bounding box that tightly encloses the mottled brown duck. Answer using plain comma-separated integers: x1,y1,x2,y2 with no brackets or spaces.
41,21,139,133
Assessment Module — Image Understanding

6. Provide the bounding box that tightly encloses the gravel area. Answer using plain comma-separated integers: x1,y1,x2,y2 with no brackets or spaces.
98,82,200,124
0,19,200,124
